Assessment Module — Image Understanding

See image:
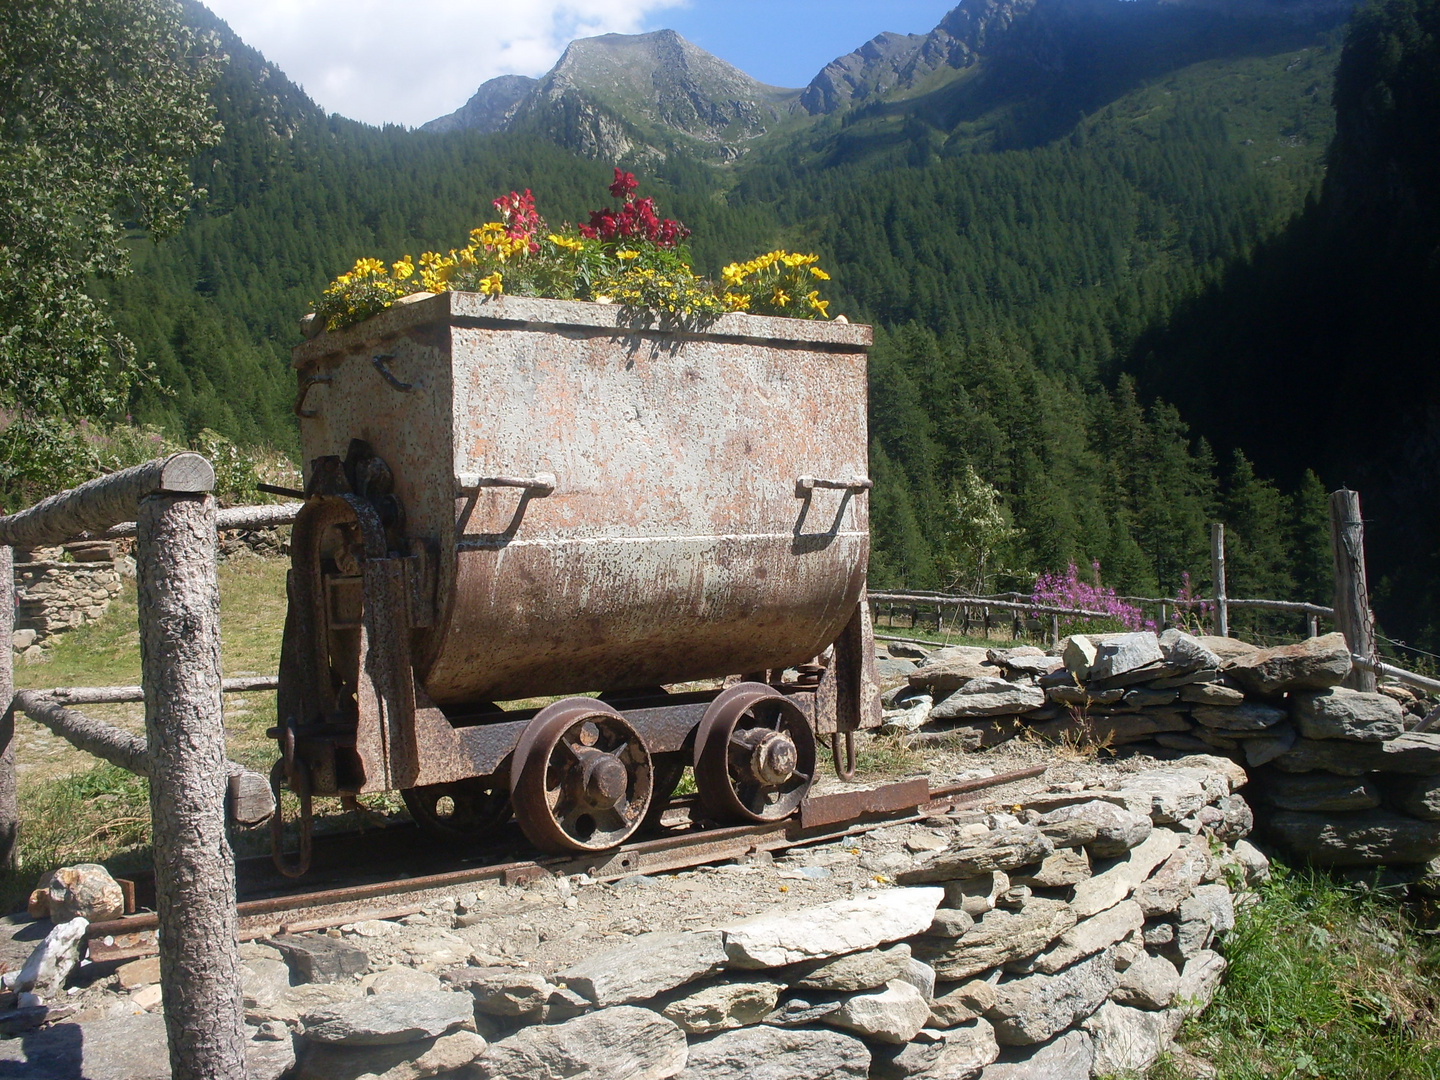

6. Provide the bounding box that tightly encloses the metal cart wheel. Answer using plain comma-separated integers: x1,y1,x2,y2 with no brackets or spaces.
694,682,816,823
402,778,510,840
510,698,654,853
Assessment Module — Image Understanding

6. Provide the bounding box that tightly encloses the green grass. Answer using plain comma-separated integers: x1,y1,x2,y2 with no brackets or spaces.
1150,865,1440,1080
4,558,293,908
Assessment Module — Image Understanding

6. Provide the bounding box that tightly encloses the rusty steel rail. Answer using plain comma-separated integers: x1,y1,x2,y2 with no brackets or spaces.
85,765,1048,962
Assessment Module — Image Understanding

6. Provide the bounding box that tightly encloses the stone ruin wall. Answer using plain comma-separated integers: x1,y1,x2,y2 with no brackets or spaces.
881,628,1440,878
9,526,289,661
4,755,1261,1079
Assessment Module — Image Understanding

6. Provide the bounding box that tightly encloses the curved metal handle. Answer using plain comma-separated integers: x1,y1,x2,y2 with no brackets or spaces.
371,354,412,392
455,473,556,497
293,374,332,419
797,476,873,494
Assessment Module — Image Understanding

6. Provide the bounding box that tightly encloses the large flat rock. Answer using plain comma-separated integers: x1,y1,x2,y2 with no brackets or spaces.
930,678,1046,721
1223,633,1351,695
914,898,1077,982
1275,732,1440,776
473,1005,688,1080
301,990,476,1046
825,979,932,1045
1266,809,1440,866
658,978,785,1035
1135,836,1211,917
1192,701,1288,733
1009,901,1143,976
559,930,727,1006
978,1029,1094,1080
870,1019,1000,1080
1388,775,1440,821
1088,633,1164,681
1037,802,1151,857
909,648,998,693
1083,1001,1181,1075
0,1012,294,1080
1070,829,1184,919
676,1025,870,1079
1292,687,1405,742
896,827,1054,885
1158,629,1223,673
295,1030,486,1080
781,943,915,992
722,889,943,969
1257,770,1381,812
1112,954,1179,1010
985,948,1117,1046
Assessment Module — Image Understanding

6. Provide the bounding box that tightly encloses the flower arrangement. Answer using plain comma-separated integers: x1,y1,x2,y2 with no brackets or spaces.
312,170,834,332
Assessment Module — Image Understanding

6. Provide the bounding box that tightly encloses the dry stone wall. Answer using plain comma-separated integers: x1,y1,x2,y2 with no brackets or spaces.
885,629,1440,872
9,527,289,661
0,758,1260,1079
10,543,125,660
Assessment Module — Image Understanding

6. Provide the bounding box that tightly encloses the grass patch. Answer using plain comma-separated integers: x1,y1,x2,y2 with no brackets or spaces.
853,731,925,777
14,765,153,879
1154,864,1440,1080
4,558,293,909
874,624,1044,651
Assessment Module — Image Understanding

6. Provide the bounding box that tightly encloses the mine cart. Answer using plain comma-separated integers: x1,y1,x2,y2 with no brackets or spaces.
274,293,880,866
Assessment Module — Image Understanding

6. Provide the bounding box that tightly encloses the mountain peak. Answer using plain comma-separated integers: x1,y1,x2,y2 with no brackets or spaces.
423,29,800,160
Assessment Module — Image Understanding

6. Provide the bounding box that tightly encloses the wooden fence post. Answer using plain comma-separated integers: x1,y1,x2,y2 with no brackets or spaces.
1329,488,1378,692
0,543,15,870
1050,614,1060,649
1211,523,1229,637
137,491,247,1080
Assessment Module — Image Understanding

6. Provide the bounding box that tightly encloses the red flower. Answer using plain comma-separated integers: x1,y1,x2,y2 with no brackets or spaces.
492,189,543,240
609,168,638,201
582,170,690,248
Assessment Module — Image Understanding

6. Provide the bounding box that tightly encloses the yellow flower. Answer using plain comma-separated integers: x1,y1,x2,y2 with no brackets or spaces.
478,272,504,296
722,292,750,311
616,249,639,261
475,223,507,248
772,288,790,307
392,255,414,280
353,257,386,277
806,291,829,317
549,233,584,252
721,263,745,287
809,266,830,280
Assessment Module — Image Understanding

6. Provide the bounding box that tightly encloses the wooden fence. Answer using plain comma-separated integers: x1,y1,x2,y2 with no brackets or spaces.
869,488,1378,691
0,457,298,1080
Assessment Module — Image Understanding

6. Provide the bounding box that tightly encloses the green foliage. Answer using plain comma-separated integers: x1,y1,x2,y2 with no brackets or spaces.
0,413,267,511
0,0,221,420
88,2,1357,612
939,464,1027,595
1128,0,1440,647
1170,864,1440,1079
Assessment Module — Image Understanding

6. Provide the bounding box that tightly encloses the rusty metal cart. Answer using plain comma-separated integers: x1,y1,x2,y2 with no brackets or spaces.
274,294,880,867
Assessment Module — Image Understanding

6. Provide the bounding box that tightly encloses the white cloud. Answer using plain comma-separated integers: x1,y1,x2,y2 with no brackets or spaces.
200,0,689,128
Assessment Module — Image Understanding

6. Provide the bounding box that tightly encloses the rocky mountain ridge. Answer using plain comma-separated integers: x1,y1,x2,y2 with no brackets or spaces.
424,0,1360,158
423,29,799,161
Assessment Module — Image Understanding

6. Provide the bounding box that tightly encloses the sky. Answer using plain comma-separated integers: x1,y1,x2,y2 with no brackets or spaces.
198,0,960,128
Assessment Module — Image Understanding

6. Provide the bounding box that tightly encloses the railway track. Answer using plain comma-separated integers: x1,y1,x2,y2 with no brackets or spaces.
85,766,1046,963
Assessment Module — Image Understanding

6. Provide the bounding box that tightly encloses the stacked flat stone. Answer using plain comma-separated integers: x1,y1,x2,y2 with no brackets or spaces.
11,543,124,659
883,628,1440,873
216,524,291,561
0,759,1257,1080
